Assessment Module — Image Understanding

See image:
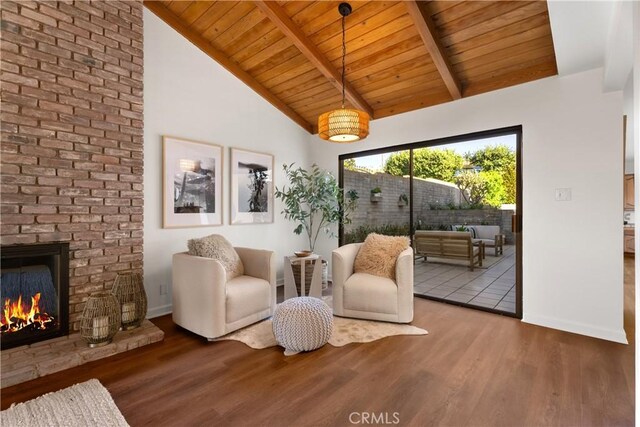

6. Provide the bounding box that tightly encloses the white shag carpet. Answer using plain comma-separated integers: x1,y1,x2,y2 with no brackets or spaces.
217,315,428,355
1,379,129,427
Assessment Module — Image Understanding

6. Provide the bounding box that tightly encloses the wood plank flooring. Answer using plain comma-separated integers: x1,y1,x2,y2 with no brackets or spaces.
2,260,634,426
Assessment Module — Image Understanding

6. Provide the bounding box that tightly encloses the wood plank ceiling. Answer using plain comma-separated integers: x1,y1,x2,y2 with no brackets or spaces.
144,1,558,134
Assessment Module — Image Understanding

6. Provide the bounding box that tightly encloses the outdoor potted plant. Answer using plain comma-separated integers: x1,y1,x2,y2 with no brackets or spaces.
398,193,408,207
275,164,358,292
370,187,382,202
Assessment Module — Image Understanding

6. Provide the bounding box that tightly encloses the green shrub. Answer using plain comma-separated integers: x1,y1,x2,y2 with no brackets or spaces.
344,223,410,244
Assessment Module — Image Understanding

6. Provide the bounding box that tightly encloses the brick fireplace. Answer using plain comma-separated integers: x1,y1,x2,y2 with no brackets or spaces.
0,0,144,334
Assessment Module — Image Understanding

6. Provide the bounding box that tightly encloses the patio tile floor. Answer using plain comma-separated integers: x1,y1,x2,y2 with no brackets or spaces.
414,245,516,314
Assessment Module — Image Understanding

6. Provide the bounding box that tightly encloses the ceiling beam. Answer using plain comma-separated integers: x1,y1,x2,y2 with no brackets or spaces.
143,1,314,134
404,1,462,100
254,1,374,118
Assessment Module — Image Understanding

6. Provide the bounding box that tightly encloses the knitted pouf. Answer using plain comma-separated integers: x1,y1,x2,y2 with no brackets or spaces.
272,297,333,355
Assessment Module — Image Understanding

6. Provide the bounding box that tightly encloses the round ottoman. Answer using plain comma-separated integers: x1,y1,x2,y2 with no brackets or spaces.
272,297,333,355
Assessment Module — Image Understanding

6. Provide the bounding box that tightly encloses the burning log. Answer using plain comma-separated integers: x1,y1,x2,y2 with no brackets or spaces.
1,293,55,333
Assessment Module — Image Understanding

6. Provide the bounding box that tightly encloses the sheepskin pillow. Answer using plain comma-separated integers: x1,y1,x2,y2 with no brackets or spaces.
353,233,410,280
187,234,244,280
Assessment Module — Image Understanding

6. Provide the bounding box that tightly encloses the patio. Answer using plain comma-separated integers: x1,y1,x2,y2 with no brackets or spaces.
413,244,516,314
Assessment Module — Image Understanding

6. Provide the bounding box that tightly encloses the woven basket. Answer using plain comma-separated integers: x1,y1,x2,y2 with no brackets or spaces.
80,292,120,348
111,272,147,330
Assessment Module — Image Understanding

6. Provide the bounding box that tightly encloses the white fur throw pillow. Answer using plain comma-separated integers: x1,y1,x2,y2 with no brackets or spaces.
353,233,410,280
188,234,244,280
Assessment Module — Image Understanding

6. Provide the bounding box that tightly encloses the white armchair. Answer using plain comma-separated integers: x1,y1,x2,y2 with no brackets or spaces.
332,243,414,323
172,247,276,340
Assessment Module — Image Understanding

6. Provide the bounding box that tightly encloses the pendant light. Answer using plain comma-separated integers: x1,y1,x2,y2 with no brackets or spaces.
318,2,369,143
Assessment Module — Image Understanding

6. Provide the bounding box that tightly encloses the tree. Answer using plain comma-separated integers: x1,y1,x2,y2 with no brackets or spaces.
454,170,506,208
466,145,515,172
480,171,506,207
344,158,357,171
384,148,464,182
274,164,358,252
502,165,516,204
467,145,516,205
454,171,488,206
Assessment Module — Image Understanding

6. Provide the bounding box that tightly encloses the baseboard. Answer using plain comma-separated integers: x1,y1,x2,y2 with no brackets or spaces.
522,313,628,344
147,304,172,319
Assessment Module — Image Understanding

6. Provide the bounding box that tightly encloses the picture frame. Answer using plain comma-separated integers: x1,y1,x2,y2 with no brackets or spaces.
230,148,274,225
162,136,223,228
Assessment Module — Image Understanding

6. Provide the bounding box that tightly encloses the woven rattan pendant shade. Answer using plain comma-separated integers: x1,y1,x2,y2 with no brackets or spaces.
318,108,369,142
318,3,369,143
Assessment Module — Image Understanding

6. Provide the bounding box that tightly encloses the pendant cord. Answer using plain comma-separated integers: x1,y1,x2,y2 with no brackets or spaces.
341,14,346,109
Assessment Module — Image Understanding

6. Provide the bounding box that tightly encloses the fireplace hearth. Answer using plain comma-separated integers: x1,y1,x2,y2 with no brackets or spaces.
1,242,69,350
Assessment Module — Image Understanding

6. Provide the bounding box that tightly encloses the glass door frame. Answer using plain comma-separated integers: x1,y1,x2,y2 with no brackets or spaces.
338,125,523,319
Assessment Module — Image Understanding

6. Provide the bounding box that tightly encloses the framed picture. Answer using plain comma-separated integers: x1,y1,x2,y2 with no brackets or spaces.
230,148,274,225
163,136,223,228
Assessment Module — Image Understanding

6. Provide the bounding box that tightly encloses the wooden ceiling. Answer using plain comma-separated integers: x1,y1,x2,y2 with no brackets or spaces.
144,1,558,134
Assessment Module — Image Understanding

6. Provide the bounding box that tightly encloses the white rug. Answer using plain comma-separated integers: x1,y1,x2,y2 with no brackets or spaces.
1,379,128,427
217,316,428,355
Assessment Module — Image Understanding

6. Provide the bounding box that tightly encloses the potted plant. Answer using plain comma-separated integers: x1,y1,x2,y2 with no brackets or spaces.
398,193,408,207
370,187,382,202
275,163,358,294
275,163,358,253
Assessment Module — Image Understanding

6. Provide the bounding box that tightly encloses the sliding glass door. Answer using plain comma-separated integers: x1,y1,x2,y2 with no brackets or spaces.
339,127,522,318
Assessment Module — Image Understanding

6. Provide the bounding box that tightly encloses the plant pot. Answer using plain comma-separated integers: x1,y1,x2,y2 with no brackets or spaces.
370,193,382,203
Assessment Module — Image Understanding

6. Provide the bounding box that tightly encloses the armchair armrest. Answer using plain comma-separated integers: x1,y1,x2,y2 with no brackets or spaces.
395,247,414,322
172,252,226,338
331,243,362,316
235,247,275,285
332,244,361,286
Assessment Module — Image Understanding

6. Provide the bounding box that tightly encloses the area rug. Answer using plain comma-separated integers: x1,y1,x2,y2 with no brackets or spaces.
217,316,428,355
1,379,129,427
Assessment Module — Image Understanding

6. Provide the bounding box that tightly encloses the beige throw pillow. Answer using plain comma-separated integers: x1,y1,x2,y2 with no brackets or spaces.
187,234,244,280
353,233,410,280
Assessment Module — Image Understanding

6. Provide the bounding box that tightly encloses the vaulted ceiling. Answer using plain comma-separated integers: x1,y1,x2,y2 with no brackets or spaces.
144,1,558,134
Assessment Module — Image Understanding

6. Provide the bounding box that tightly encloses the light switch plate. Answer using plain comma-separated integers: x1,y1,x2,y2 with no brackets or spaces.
555,188,572,201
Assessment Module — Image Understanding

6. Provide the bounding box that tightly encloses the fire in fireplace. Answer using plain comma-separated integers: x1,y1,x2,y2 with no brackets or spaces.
1,242,69,350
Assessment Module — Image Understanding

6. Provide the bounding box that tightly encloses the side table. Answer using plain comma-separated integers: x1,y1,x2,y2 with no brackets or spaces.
284,254,323,300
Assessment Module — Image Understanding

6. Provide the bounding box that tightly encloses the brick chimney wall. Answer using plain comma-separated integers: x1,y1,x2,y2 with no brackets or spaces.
0,1,144,331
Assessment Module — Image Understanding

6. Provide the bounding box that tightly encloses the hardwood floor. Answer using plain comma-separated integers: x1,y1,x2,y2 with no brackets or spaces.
2,260,634,426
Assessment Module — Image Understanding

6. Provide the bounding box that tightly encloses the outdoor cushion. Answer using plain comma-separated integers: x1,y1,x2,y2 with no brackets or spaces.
451,225,476,238
472,225,501,240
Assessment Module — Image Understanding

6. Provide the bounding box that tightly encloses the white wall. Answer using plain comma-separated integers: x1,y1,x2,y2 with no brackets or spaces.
143,10,309,317
309,68,626,343
624,74,634,173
